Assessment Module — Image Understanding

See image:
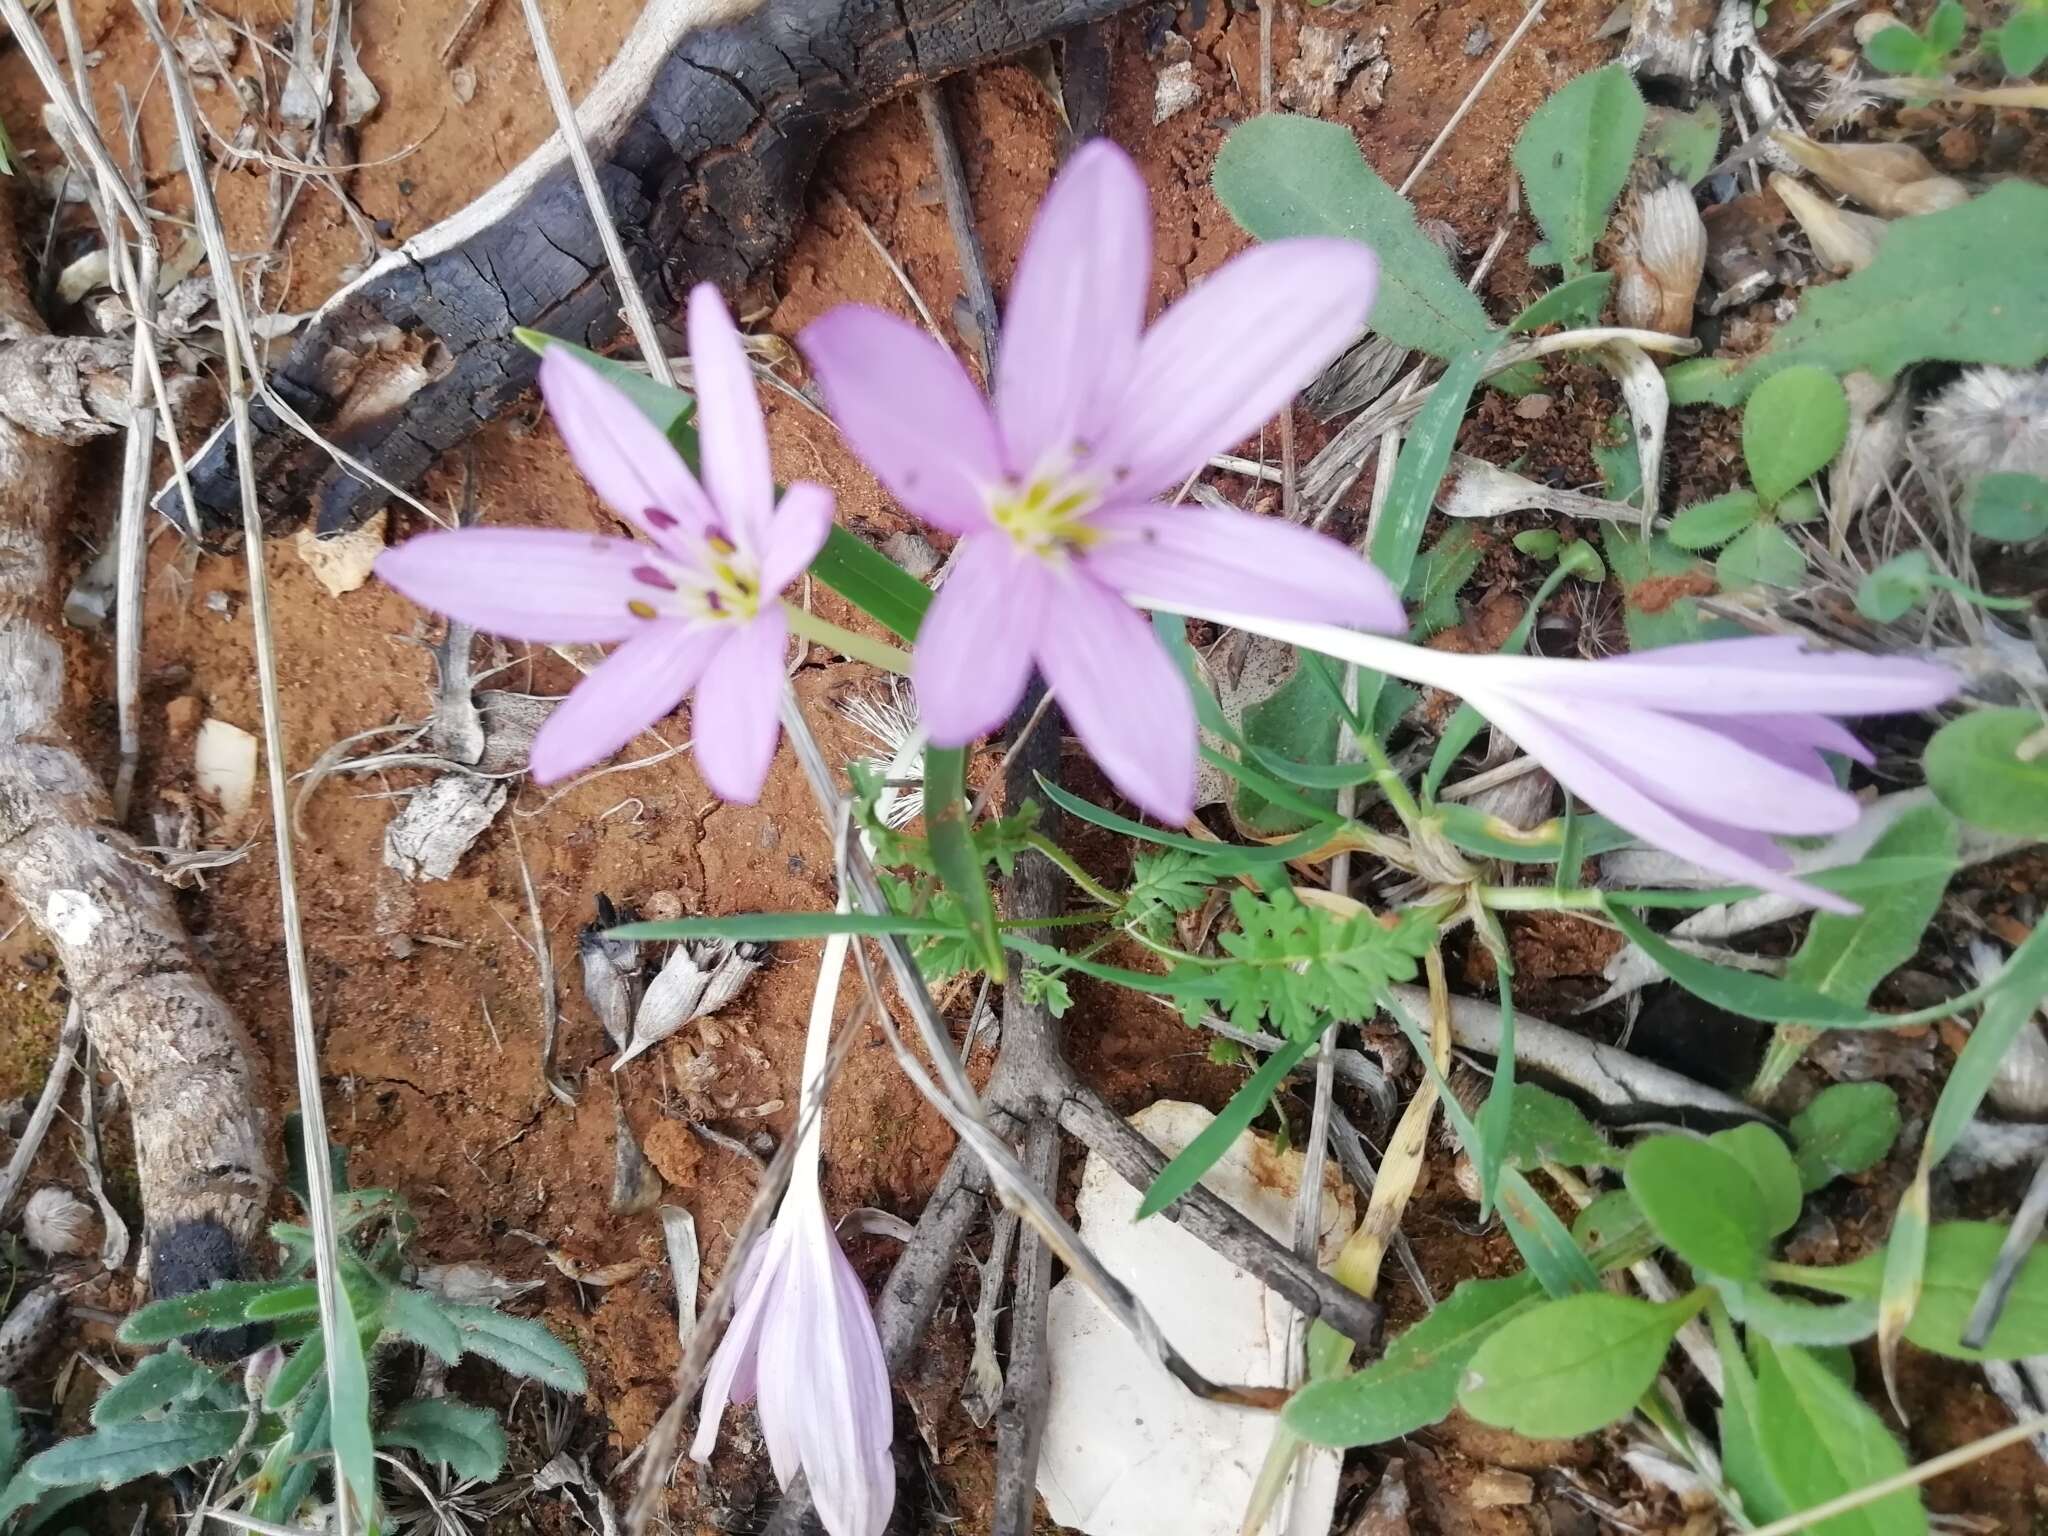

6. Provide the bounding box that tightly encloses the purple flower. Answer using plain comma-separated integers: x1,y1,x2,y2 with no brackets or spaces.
375,285,832,799
799,141,1401,824
692,927,894,1536
1150,606,1961,912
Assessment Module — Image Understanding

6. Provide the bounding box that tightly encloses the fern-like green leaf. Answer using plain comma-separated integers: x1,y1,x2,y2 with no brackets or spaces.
1206,890,1435,1041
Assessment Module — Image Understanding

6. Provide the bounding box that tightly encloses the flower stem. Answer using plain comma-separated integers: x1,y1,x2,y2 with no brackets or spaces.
1475,885,1608,911
786,605,912,675
792,902,855,1196
1026,833,1124,909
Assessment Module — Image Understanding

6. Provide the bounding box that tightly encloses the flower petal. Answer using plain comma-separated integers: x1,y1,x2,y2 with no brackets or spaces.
800,306,1002,534
529,622,722,783
1694,712,1876,768
1084,504,1405,630
761,481,836,595
1038,575,1196,823
688,1234,780,1463
1585,635,1962,716
1479,691,1857,913
910,535,1045,746
377,529,655,644
689,284,777,551
538,348,717,549
691,609,789,802
996,141,1150,475
1512,695,1862,836
1085,239,1380,500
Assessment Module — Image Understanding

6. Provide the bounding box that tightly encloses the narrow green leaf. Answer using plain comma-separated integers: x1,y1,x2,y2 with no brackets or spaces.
1511,65,1647,277
385,1287,464,1365
1138,1037,1316,1219
1719,1282,1879,1346
120,1281,280,1345
329,1276,380,1528
444,1305,588,1391
1791,1082,1902,1191
1373,345,1492,591
378,1398,508,1482
1033,774,1334,872
1434,802,1635,864
1713,1304,1793,1526
91,1347,219,1427
1925,709,2048,837
1809,1223,2048,1362
244,1282,321,1322
0,1389,19,1486
1459,1291,1694,1437
1285,1275,1542,1446
1744,367,1851,503
809,525,930,642
924,746,1004,980
1510,273,1614,332
1708,1124,1804,1237
1212,115,1495,359
1498,1166,1605,1296
1752,1338,1927,1536
253,1384,329,1524
1606,904,1874,1026
1474,973,1516,1218
22,1412,246,1489
1784,806,1956,1007
1625,1135,1771,1280
512,328,698,453
266,1334,326,1412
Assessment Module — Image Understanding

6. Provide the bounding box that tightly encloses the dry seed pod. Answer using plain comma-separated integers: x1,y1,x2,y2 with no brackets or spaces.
1614,178,1708,334
1771,173,1889,275
1829,373,1911,551
22,1187,95,1258
611,1101,665,1215
579,894,644,1052
1988,1020,2048,1121
1771,131,1970,218
415,1261,544,1305
1440,455,1639,524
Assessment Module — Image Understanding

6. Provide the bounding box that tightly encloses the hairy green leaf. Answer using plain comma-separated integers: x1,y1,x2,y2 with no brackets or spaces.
1744,367,1851,503
1405,524,1485,638
1459,1292,1692,1437
1925,709,2048,837
91,1348,220,1427
1626,1135,1771,1280
1716,520,1808,589
1643,101,1722,185
119,1281,280,1345
1967,471,2048,542
378,1398,508,1482
23,1412,246,1490
1285,1275,1542,1446
1791,1082,1902,1191
1500,1083,1620,1172
1512,65,1646,277
444,1305,588,1391
1667,491,1765,550
385,1287,464,1365
1212,115,1494,359
330,1272,380,1527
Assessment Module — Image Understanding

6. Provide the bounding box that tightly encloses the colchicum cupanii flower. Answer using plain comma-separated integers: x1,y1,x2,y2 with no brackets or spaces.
691,923,894,1536
376,284,832,800
801,141,1402,824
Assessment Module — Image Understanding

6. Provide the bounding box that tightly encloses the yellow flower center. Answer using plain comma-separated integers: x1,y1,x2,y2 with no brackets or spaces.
989,473,1101,560
622,533,762,625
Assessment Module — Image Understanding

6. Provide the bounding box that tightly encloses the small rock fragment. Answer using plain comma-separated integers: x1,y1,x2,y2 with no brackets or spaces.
1467,1468,1536,1508
293,509,387,598
660,1206,700,1352
1153,61,1199,124
1513,393,1554,420
382,775,508,882
1347,1460,1411,1536
1282,26,1389,117
193,719,259,821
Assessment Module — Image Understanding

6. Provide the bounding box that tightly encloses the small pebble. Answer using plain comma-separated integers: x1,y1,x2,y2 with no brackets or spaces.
1513,393,1554,420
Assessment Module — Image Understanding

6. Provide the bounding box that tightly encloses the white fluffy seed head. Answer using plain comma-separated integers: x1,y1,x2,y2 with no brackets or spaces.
22,1187,95,1257
1918,368,2048,491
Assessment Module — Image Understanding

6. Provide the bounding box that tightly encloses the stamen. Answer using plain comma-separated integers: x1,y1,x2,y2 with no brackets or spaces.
644,506,680,531
627,599,660,621
632,564,677,590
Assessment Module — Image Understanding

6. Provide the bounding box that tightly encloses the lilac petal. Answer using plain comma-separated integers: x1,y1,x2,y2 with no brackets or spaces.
910,535,1045,746
1038,574,1197,823
1084,239,1380,500
996,141,1150,475
538,349,717,550
691,609,789,803
1513,695,1862,836
376,529,655,644
1480,692,1858,914
1556,636,1962,716
761,481,836,596
690,1233,784,1462
1084,504,1406,631
689,284,777,551
529,622,722,783
1688,711,1876,767
801,306,1002,534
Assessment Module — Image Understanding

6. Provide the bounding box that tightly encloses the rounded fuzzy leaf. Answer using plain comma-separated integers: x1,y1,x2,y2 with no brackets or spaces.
1668,491,1764,550
1967,471,2048,542
1709,1125,1804,1237
1991,10,2048,74
1791,1082,1902,1191
1716,520,1808,589
1511,65,1648,277
1925,708,2048,837
1856,551,1934,622
1743,366,1850,503
378,1398,508,1482
1458,1292,1693,1438
1624,1135,1770,1280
